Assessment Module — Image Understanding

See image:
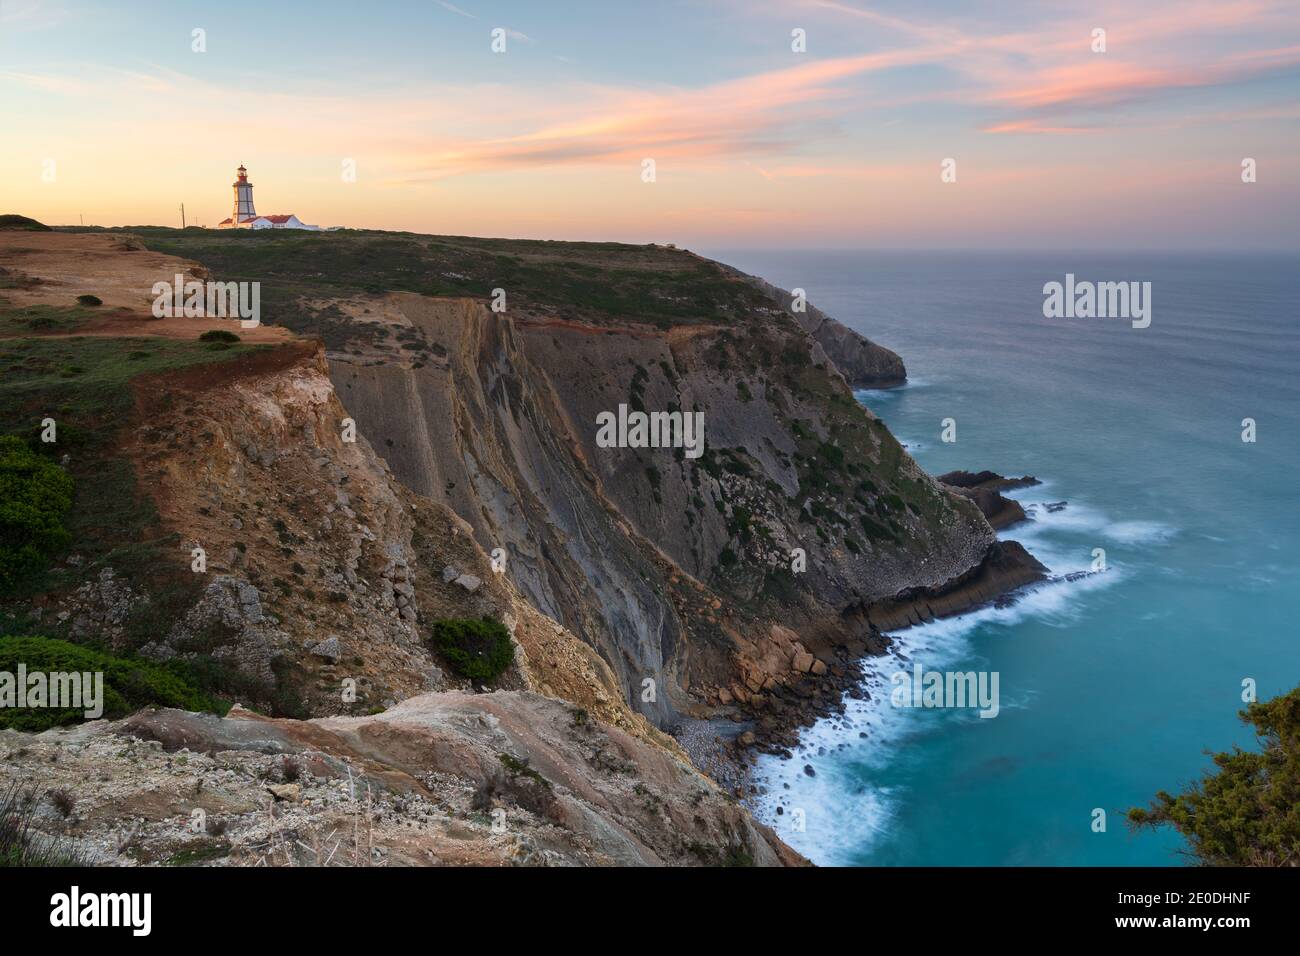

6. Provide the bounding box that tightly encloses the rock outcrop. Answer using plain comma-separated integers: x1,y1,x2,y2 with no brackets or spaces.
937,470,1041,530
0,692,803,866
723,266,907,388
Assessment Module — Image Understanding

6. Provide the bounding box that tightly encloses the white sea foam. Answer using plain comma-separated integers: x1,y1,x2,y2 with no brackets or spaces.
748,478,1157,864
854,377,930,399
1007,491,1176,569
1104,520,1176,545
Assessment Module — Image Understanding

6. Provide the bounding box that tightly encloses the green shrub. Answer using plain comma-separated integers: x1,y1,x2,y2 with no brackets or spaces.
75,294,102,307
198,329,241,343
429,617,514,683
0,436,73,590
0,635,229,731
1128,686,1300,865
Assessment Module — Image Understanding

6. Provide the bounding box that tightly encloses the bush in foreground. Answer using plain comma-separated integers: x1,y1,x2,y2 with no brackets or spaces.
429,616,514,683
1128,686,1300,866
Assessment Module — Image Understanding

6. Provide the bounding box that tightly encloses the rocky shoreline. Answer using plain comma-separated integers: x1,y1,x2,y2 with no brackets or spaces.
679,471,1050,799
937,470,1041,531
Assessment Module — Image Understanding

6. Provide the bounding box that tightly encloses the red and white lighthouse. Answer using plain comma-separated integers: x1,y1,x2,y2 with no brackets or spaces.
231,165,257,222
215,164,321,230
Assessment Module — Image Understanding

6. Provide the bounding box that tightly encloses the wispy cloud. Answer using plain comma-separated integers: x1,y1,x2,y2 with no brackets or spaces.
778,0,1300,133
4,0,1298,247
411,48,954,179
434,1,476,19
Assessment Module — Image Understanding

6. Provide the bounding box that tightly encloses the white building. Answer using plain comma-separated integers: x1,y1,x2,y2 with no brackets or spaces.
216,165,320,230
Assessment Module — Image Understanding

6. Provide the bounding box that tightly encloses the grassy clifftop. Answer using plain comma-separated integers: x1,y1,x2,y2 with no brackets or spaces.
76,226,771,336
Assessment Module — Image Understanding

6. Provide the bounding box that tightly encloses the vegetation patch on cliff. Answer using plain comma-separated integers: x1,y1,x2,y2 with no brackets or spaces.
0,316,286,712
0,436,73,592
0,327,263,601
0,635,228,731
430,616,515,683
87,227,776,342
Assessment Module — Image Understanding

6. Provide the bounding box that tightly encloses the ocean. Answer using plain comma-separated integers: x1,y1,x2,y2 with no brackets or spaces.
703,249,1300,866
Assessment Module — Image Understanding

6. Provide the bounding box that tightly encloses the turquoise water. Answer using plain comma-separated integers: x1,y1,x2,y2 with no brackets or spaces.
706,250,1300,866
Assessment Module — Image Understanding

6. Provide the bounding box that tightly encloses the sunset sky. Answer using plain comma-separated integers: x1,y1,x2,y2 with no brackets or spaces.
2,0,1298,248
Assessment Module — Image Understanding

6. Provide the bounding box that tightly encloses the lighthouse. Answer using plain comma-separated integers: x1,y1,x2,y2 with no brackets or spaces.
215,164,322,230
231,164,257,221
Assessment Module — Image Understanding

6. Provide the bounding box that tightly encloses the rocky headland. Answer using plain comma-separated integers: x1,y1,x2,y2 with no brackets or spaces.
0,225,1048,864
937,470,1041,531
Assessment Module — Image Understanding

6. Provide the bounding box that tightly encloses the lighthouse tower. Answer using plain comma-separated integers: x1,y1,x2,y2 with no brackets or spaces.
215,163,321,230
231,165,257,222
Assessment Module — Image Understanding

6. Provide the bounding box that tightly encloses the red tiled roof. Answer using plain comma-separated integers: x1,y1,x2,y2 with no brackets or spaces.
217,214,299,226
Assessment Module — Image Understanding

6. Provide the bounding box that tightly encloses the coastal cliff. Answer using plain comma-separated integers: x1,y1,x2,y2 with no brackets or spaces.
0,226,1045,862
121,229,1042,744
724,266,908,388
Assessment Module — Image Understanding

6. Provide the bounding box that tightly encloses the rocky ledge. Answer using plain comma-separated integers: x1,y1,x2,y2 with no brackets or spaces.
0,691,805,867
938,470,1042,531
703,520,1049,775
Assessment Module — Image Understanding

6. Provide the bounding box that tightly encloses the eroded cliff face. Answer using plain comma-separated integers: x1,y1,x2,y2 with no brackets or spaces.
307,284,995,731
110,227,1042,750
7,229,1032,865
117,335,670,748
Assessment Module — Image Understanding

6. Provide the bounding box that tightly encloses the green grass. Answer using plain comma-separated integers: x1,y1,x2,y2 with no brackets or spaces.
0,635,230,731
164,841,232,866
0,332,260,424
0,436,73,590
66,227,772,342
0,323,285,707
0,305,101,336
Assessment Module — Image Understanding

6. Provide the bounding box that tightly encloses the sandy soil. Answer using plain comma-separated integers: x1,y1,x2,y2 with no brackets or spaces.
0,231,290,344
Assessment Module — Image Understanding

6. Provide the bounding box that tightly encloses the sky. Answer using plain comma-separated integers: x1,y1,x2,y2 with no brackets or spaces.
2,0,1298,249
